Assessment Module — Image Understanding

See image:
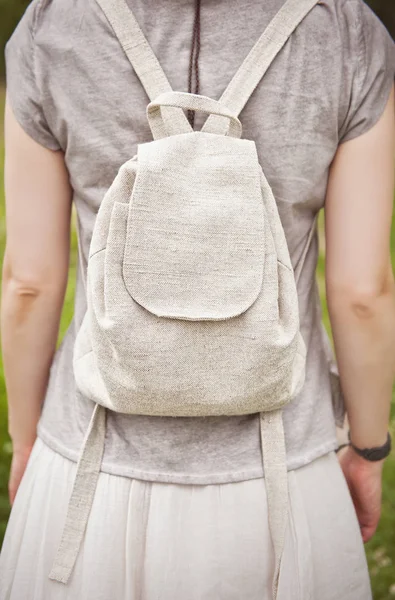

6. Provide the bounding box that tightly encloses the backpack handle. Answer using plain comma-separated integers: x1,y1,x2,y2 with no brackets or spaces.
147,92,243,140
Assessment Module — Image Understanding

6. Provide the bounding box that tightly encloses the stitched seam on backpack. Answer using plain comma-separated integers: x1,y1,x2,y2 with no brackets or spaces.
89,247,106,260
277,259,293,274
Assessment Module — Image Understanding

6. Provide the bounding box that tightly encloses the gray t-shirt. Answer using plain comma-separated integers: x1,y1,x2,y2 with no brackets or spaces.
5,0,395,484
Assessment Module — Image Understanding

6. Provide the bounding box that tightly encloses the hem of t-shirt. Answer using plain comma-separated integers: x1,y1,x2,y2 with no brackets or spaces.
339,74,395,144
4,60,61,152
37,424,339,485
6,96,61,151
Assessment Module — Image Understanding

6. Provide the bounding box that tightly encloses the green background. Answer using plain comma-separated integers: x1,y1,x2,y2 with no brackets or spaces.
0,1,395,598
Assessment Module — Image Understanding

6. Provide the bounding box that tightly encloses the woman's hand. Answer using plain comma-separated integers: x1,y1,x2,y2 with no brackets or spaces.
338,445,384,543
8,444,34,505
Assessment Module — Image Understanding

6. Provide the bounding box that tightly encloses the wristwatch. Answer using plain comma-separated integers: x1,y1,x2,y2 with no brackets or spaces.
347,431,392,462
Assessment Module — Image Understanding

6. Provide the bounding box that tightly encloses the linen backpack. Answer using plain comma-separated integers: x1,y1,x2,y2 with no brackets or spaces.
49,0,320,597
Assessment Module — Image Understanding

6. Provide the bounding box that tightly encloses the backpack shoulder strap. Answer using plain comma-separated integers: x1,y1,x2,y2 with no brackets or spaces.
95,0,192,135
202,0,318,136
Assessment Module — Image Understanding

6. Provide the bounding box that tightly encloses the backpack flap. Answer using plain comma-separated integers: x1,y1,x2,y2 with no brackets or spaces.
123,132,266,320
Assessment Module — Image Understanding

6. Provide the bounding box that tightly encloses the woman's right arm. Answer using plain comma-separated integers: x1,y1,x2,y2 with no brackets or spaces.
325,86,395,542
1,100,72,503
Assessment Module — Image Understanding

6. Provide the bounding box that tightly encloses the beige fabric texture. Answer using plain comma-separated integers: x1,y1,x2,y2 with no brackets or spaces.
49,404,106,583
75,131,305,417
146,91,242,139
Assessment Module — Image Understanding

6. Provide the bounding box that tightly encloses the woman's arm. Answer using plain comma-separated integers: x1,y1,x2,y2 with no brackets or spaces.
1,100,72,503
325,86,395,541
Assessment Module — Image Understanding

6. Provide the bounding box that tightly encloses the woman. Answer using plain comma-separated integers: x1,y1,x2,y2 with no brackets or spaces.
1,0,394,598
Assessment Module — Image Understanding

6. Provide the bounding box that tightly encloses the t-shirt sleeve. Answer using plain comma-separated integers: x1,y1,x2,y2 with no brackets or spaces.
339,1,395,144
5,0,60,150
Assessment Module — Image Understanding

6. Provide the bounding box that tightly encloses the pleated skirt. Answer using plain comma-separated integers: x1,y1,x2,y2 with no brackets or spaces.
0,438,372,600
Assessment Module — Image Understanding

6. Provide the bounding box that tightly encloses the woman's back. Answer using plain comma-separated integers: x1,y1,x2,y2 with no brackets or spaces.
5,0,393,483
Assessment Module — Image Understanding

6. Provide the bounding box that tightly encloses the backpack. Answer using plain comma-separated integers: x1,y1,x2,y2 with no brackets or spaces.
49,0,319,596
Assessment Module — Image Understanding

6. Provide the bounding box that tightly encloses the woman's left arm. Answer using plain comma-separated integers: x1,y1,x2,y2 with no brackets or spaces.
1,100,72,504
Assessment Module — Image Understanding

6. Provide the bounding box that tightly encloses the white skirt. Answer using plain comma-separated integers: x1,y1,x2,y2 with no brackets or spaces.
0,439,371,600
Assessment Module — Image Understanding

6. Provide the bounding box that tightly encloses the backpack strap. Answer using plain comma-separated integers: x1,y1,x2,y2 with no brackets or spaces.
95,0,192,137
259,216,318,599
202,0,319,136
49,403,106,584
260,409,288,599
147,92,243,140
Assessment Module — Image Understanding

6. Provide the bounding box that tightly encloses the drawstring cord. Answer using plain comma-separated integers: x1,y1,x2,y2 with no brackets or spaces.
188,0,202,127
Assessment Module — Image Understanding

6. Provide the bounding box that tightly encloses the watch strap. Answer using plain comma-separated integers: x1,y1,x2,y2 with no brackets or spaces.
348,431,392,462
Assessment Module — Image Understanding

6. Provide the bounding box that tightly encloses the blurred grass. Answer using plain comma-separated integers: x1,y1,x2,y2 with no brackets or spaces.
0,87,395,598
